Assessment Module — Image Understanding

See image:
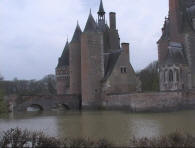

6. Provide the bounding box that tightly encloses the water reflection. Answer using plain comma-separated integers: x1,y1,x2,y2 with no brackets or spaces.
1,110,195,145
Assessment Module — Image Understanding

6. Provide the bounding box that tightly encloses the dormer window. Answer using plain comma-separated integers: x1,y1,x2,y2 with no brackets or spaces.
121,67,127,73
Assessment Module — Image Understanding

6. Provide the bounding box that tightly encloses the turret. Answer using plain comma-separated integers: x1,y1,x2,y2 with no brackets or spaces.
56,40,70,95
97,0,105,25
69,22,82,95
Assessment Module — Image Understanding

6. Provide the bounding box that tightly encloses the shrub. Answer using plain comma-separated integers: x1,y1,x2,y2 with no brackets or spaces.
129,131,195,148
1,128,195,148
0,128,113,148
0,89,7,114
0,128,61,148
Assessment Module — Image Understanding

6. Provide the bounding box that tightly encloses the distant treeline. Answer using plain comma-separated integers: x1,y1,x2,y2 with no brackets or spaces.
0,61,160,97
137,61,159,92
0,74,56,96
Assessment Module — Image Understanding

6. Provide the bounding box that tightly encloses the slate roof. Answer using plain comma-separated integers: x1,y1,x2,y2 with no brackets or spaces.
185,0,195,8
84,11,97,32
102,49,122,82
57,41,69,67
158,17,170,43
71,23,82,43
187,5,195,19
163,42,188,65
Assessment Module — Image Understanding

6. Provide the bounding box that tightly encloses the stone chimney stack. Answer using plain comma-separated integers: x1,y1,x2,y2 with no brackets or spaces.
121,43,130,61
109,12,116,30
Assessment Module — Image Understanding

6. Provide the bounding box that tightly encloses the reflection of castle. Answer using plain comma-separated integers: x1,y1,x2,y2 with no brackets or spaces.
56,0,140,108
158,0,195,91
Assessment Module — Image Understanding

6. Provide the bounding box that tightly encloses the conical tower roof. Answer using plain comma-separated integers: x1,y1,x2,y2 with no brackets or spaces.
98,0,105,15
84,10,97,32
57,40,69,67
71,22,82,43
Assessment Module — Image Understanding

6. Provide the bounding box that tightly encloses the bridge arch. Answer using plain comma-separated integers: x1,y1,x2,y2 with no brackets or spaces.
27,104,43,112
58,104,70,110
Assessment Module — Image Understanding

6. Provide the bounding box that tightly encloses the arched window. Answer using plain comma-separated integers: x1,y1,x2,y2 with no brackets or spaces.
169,70,173,82
175,69,179,81
164,71,166,82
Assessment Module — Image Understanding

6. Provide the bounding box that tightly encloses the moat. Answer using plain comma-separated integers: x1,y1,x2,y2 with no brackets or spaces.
1,110,195,146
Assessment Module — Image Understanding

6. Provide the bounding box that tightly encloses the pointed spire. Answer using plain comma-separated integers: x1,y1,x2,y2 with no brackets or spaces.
84,10,97,32
90,8,92,14
98,0,105,16
63,40,69,53
57,40,69,67
71,21,82,42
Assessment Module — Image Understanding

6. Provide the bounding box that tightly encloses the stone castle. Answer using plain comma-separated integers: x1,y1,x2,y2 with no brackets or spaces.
56,0,140,108
12,0,195,112
158,0,195,92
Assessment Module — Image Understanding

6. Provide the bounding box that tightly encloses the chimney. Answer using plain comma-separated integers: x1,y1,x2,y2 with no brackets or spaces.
121,43,130,61
109,12,116,30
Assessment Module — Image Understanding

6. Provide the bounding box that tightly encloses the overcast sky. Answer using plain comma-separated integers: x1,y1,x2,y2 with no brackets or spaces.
0,0,168,80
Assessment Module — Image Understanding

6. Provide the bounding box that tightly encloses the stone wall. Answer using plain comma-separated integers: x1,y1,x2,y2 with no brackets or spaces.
103,91,195,112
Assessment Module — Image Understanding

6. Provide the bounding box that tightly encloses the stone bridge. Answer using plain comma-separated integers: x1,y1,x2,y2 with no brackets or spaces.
13,95,81,112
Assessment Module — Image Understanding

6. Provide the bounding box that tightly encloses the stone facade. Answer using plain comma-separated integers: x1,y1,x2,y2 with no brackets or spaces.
56,0,140,108
158,0,195,91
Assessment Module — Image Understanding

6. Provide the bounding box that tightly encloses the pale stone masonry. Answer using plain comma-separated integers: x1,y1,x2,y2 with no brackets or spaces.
56,0,140,108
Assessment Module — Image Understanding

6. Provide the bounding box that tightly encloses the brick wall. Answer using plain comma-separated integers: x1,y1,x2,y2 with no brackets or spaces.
69,42,81,95
103,92,195,112
56,66,70,95
81,32,104,108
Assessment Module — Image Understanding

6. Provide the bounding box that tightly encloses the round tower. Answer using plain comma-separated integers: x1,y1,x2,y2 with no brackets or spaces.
81,11,104,109
56,41,70,95
69,22,82,95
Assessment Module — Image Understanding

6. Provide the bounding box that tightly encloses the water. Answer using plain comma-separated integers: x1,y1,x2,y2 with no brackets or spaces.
0,110,195,145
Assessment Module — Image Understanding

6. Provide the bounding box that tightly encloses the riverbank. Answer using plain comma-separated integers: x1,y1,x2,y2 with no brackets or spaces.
1,128,195,148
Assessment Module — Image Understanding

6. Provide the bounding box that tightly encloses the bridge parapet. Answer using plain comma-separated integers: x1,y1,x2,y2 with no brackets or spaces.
14,95,81,112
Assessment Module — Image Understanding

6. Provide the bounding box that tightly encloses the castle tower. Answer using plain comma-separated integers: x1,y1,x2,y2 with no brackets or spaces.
158,0,184,64
56,40,70,95
97,0,105,26
169,0,183,42
69,22,82,95
81,11,104,108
